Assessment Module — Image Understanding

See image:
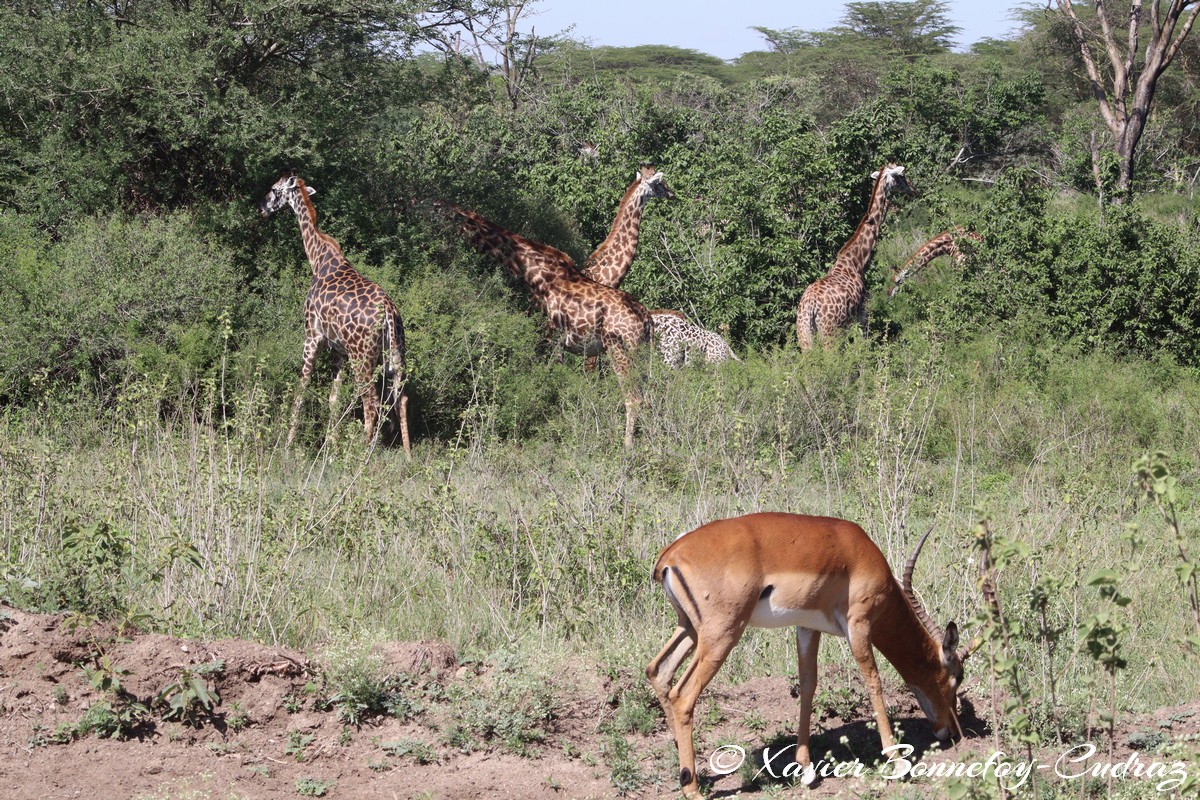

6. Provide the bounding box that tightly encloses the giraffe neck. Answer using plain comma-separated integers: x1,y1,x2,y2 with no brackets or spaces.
890,228,978,295
585,179,651,286
909,234,958,271
291,188,341,277
830,174,892,280
452,205,573,300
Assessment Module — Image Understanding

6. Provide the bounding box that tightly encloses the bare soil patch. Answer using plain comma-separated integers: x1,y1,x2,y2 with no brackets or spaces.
1,607,1195,799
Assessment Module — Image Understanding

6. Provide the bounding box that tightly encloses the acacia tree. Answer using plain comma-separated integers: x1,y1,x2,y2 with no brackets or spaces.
1053,0,1200,199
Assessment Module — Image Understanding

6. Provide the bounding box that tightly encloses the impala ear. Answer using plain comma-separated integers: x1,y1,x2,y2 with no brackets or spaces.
305,186,317,196
942,621,960,658
870,170,881,180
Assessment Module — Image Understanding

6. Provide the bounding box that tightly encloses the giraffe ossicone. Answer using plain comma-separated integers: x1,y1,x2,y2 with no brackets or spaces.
259,172,411,457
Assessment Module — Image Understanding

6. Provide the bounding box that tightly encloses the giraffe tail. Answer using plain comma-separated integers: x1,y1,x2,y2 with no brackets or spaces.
382,309,412,458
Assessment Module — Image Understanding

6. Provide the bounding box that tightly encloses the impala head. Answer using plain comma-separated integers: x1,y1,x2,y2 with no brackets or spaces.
258,172,316,217
902,526,975,741
870,163,916,199
637,163,675,201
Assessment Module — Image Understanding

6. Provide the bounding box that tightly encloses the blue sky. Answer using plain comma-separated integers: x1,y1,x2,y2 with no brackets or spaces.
526,1,1027,60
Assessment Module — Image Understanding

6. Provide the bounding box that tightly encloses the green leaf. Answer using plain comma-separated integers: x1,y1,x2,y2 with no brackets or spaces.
1087,570,1120,586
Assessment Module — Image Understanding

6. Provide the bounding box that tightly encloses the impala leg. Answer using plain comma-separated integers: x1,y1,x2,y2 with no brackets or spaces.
794,628,821,784
286,332,322,447
847,617,896,750
666,632,740,800
645,625,696,737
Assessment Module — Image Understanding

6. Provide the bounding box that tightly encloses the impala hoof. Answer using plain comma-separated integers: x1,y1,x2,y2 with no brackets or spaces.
800,763,817,786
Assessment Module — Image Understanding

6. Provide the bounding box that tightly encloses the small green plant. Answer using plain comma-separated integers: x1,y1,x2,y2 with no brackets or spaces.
601,729,645,796
612,687,658,735
52,685,68,706
318,638,425,726
442,653,557,757
286,731,315,762
1134,452,1200,649
282,694,303,714
380,738,439,764
336,726,352,747
74,651,150,739
294,776,335,797
743,709,767,734
225,701,250,731
155,664,221,726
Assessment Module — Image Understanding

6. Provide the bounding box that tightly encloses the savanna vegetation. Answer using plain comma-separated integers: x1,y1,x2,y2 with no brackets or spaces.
1,0,1198,795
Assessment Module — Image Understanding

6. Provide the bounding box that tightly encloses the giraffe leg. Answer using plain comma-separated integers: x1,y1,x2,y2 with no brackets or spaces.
353,360,380,444
605,338,640,449
286,332,322,447
325,351,345,442
796,298,817,351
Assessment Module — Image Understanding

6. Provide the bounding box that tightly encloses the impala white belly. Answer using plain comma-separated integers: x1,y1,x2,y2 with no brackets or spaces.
748,597,847,637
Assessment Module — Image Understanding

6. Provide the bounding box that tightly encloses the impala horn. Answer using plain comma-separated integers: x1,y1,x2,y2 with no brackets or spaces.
902,524,943,643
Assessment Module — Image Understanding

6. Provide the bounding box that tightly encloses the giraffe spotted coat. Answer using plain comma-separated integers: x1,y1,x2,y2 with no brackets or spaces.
446,203,651,448
259,174,411,455
583,164,674,288
796,163,914,350
651,310,739,367
888,227,983,297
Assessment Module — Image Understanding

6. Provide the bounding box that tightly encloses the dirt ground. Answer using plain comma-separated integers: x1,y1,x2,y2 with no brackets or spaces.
1,606,1196,799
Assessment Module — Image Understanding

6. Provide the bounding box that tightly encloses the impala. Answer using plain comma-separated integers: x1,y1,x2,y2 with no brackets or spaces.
646,512,975,797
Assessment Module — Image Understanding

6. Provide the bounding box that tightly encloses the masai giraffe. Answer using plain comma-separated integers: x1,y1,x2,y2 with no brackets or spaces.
583,164,674,288
650,310,739,367
581,164,673,371
796,164,915,350
445,203,651,448
888,227,983,297
258,173,411,456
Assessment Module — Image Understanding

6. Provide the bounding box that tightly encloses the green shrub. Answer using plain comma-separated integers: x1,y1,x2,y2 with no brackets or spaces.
0,211,239,402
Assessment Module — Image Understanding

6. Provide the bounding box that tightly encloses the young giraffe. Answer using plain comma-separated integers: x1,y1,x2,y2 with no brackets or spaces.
582,164,673,372
796,164,915,350
446,203,651,448
259,174,411,456
888,226,983,297
650,310,740,367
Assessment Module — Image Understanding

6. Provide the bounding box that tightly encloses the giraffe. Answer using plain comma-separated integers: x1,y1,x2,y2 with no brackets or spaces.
888,227,983,297
258,173,411,457
581,164,673,372
583,164,674,288
796,163,915,350
445,203,651,448
650,310,740,367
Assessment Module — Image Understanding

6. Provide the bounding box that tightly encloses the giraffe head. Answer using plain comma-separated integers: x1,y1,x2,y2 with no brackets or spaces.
258,173,316,218
637,164,675,201
870,163,916,199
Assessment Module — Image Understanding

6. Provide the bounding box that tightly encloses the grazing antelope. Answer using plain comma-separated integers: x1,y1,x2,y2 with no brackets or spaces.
646,512,974,797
